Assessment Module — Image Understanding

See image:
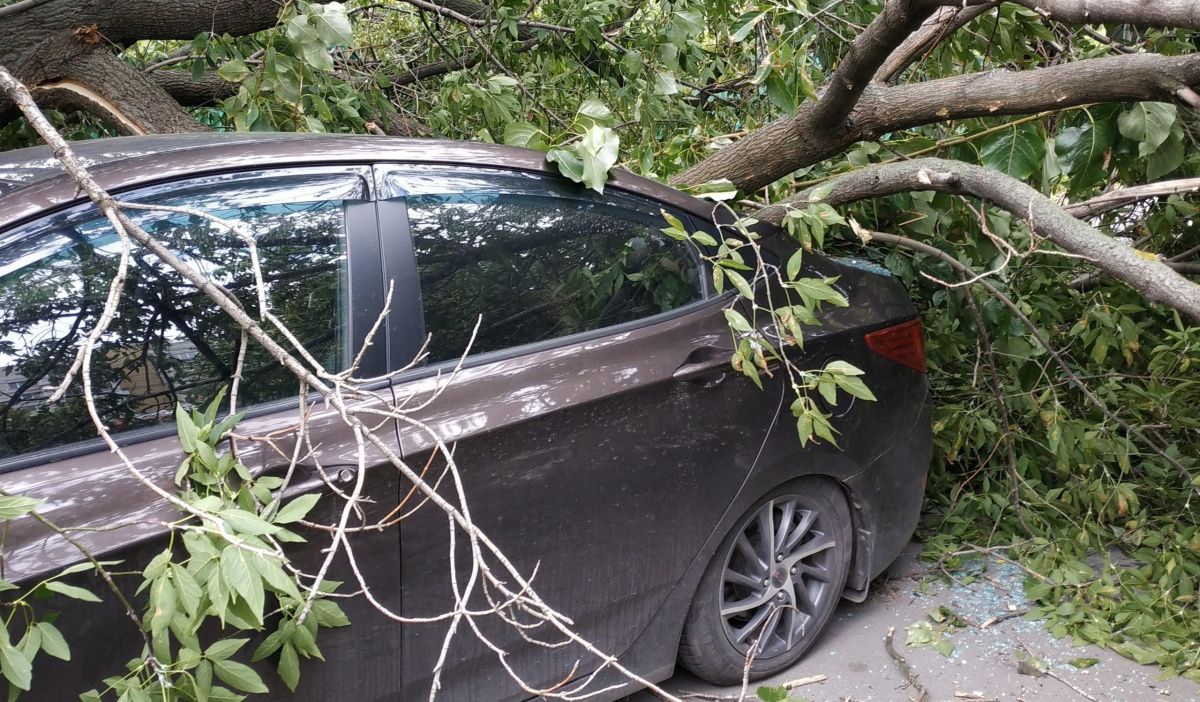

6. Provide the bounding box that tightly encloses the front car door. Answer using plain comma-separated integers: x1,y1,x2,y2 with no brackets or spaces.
376,165,785,700
0,165,402,700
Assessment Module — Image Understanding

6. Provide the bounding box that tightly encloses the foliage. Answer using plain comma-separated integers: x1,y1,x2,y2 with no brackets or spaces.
0,392,348,699
660,202,875,446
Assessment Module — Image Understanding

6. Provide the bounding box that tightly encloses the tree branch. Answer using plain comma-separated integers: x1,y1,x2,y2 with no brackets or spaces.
875,2,999,84
149,69,237,106
808,0,941,129
1010,0,1200,30
756,158,1200,321
675,51,1200,192
1065,177,1200,219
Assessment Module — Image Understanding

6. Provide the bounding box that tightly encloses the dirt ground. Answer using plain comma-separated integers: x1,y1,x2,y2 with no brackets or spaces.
628,542,1200,702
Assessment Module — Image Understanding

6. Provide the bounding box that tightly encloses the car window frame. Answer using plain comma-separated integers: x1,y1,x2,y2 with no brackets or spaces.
0,164,385,474
373,162,729,381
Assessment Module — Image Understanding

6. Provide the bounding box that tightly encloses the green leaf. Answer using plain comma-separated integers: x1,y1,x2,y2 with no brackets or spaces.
691,178,738,202
546,148,584,183
673,8,703,35
502,121,545,150
148,576,177,636
219,548,265,623
756,686,789,702
786,249,804,281
278,643,300,691
817,376,837,406
274,494,321,525
834,376,877,401
576,125,619,193
981,123,1043,181
731,11,767,42
311,2,354,46
219,508,278,536
576,98,612,123
172,563,203,616
44,581,101,603
309,599,351,628
35,623,69,661
0,495,41,521
216,60,250,83
0,645,30,692
807,181,835,203
205,638,249,662
1055,112,1116,193
653,71,679,96
1147,128,1185,181
763,71,795,115
825,360,865,376
1118,102,1177,157
1069,657,1100,669
17,627,39,662
725,270,754,300
723,309,754,334
196,660,213,702
302,42,334,72
690,231,718,247
213,659,268,694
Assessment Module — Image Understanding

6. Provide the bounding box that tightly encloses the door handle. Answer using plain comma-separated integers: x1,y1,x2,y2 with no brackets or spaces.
673,348,731,383
255,463,357,499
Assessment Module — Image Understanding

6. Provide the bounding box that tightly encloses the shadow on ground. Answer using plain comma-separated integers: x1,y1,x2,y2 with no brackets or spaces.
627,542,1199,702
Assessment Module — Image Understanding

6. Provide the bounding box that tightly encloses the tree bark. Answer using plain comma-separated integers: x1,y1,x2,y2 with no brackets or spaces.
755,158,1200,322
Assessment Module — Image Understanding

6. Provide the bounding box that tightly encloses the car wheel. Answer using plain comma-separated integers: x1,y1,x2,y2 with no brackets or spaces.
678,478,853,685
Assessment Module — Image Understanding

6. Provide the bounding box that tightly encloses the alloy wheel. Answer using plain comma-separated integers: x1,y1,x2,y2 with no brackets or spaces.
718,496,837,659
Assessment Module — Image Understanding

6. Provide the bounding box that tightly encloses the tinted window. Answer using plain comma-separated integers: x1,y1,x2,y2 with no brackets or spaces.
405,188,704,363
0,171,363,459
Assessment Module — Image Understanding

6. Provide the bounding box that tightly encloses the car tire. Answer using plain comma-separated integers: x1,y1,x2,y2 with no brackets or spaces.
678,477,853,685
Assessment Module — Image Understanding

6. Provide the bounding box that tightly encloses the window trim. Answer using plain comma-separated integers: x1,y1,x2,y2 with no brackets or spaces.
0,165,384,473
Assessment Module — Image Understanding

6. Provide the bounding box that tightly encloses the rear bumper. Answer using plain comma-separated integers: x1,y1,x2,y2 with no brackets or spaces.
845,379,932,585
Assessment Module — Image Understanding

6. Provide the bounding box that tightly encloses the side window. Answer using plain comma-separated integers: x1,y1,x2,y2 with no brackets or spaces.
0,171,364,460
403,184,704,363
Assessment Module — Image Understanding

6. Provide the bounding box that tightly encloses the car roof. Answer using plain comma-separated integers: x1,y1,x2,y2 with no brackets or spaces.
0,133,717,228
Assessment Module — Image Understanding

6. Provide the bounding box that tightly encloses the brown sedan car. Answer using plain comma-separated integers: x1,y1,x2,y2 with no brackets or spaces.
0,134,930,701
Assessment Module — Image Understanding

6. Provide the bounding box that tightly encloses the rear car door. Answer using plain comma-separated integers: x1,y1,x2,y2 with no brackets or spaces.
376,166,786,700
0,166,402,700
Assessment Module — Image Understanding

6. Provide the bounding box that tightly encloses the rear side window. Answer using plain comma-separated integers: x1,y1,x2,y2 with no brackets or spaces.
0,171,362,460
403,186,704,363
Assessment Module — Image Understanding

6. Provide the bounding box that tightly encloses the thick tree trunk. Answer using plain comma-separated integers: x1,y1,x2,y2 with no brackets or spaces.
1,35,204,134
674,52,1200,192
0,0,284,133
0,0,285,66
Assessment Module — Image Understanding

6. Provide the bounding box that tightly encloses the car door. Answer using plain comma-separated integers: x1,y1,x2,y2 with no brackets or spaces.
0,166,402,700
375,165,786,701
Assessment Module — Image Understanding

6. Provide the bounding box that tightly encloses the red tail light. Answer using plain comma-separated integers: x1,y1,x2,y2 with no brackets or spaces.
865,318,926,373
